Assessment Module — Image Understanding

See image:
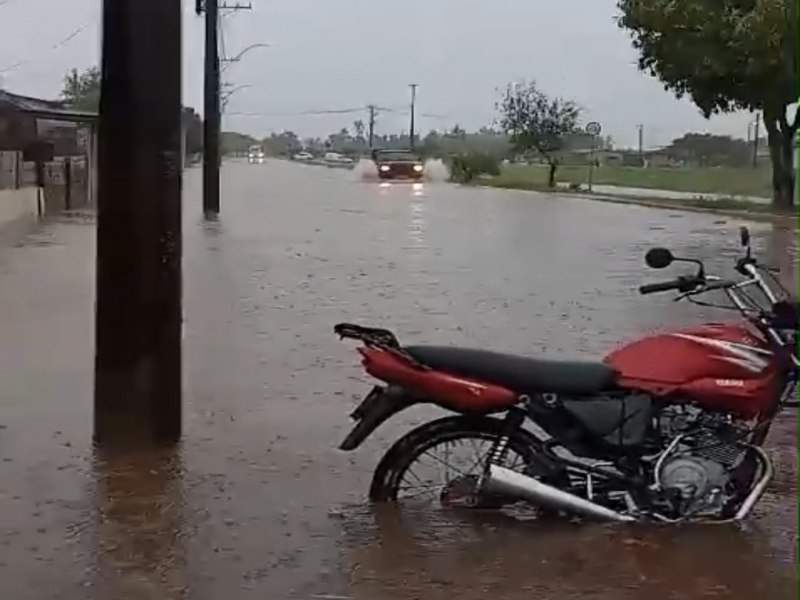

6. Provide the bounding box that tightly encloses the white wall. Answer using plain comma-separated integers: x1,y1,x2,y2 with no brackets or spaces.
0,187,39,244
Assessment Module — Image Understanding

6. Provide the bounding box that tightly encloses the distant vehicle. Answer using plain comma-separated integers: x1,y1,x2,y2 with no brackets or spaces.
371,149,424,180
293,151,314,161
248,145,265,164
324,152,355,165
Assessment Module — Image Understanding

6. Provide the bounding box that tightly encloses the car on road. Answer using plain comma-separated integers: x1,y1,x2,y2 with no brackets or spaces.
371,149,424,180
293,151,314,161
248,145,265,164
323,152,355,167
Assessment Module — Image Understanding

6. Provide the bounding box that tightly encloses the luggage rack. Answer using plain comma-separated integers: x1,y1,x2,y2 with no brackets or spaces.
334,323,428,368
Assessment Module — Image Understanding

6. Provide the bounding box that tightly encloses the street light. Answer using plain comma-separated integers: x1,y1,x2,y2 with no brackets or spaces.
221,83,254,111
221,43,270,70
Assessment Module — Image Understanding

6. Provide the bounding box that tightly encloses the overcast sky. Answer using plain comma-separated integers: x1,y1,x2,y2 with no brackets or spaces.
0,0,757,148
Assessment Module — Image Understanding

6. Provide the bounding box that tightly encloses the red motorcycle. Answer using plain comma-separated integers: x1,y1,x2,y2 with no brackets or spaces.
335,227,797,523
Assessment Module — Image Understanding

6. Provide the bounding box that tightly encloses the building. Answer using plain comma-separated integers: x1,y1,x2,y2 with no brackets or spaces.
0,89,97,208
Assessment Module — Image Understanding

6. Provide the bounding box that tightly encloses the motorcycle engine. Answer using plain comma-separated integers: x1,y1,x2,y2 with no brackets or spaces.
655,406,748,518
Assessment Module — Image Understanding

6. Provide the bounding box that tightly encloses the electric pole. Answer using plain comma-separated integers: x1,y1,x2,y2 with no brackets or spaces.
409,84,418,150
95,0,183,446
637,124,644,157
201,0,220,217
197,0,252,218
752,113,760,168
367,105,376,149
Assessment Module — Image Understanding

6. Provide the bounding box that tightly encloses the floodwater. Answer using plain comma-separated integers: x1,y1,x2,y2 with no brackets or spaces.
0,159,796,599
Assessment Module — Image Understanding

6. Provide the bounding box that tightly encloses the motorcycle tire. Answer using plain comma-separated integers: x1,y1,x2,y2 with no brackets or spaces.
368,415,550,504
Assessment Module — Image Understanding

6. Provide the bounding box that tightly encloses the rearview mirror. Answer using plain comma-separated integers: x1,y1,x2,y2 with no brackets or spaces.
645,248,674,269
739,226,750,248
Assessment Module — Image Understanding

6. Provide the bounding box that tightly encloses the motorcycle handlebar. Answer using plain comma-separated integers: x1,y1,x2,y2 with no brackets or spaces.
639,276,703,295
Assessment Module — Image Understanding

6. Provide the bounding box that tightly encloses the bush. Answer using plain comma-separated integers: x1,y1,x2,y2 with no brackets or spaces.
448,151,501,183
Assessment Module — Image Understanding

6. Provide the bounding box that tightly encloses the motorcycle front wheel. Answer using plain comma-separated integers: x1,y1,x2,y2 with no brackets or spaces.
369,415,547,509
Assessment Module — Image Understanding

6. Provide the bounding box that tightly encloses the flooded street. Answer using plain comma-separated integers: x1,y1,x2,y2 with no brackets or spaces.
0,159,796,599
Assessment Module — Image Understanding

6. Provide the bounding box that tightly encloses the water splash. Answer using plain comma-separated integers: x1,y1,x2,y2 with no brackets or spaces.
423,159,450,183
352,159,379,182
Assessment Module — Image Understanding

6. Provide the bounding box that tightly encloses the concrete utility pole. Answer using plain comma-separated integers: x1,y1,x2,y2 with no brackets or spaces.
201,0,221,217
197,0,253,217
367,105,376,149
637,124,644,157
95,0,183,445
409,84,418,150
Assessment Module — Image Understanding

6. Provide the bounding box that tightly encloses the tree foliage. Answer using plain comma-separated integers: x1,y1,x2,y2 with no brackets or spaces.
497,81,580,187
262,130,302,156
221,131,259,155
618,0,798,207
449,151,501,184
665,133,752,167
60,67,101,112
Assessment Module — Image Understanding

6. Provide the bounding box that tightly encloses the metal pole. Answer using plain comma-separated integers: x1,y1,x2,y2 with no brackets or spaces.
409,84,418,150
94,0,183,446
203,0,221,216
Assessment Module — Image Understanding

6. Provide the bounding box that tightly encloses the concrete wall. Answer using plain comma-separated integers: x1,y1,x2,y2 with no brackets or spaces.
0,187,39,245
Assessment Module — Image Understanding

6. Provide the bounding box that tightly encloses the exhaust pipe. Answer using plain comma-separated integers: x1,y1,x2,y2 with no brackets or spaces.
482,465,635,523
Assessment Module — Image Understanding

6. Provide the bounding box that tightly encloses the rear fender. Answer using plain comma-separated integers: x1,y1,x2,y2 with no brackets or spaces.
340,385,424,451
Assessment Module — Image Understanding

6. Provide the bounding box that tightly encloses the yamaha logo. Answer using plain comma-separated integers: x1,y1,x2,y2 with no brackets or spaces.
716,379,745,387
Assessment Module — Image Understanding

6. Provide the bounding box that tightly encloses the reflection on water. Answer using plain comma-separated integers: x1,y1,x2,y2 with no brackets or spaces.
339,505,797,600
90,448,186,600
407,200,427,248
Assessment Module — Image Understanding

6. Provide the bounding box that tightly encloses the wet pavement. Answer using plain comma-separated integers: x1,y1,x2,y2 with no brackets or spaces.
0,159,796,599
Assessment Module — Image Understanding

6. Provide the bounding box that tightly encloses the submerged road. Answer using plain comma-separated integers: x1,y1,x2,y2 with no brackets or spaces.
0,159,796,599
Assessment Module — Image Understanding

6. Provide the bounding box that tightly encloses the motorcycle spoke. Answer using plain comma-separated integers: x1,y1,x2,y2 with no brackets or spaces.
396,436,528,506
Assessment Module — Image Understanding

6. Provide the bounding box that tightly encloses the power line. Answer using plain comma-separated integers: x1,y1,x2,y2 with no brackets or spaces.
227,103,408,117
0,23,91,74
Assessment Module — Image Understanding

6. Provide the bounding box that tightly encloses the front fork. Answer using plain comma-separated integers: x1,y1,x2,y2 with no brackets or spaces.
751,374,796,447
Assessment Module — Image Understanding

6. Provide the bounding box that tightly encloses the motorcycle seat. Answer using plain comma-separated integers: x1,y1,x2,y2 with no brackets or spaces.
403,345,617,395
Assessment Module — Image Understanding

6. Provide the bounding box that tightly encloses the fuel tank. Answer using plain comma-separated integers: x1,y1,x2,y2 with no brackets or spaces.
604,322,779,418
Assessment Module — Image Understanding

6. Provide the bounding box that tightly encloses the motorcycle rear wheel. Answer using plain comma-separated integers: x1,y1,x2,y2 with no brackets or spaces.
369,415,548,507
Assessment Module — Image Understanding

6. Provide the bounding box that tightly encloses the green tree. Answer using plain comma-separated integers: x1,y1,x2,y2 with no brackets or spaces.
618,0,797,209
61,67,101,111
497,81,580,188
665,133,751,168
221,131,258,155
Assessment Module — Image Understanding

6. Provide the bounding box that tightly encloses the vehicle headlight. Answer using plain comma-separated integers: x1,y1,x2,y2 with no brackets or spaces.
379,165,390,172
413,164,424,172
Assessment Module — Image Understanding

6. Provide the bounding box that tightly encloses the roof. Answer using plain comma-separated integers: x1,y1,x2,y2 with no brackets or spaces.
0,89,97,123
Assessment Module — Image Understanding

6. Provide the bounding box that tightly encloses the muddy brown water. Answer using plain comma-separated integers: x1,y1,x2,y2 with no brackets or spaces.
0,160,795,599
